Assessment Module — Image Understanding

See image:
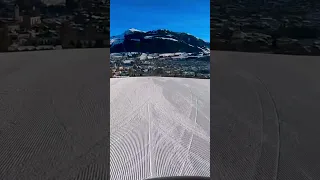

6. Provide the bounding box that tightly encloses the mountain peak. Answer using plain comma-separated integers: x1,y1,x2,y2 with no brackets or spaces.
124,28,145,35
111,28,210,53
128,28,142,32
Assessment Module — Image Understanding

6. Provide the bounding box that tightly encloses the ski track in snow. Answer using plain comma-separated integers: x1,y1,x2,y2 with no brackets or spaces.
110,77,210,180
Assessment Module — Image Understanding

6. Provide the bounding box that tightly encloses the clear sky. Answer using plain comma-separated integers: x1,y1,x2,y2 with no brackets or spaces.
110,0,210,41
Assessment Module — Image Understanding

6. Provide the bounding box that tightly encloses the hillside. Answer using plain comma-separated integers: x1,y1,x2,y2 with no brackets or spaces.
110,28,210,53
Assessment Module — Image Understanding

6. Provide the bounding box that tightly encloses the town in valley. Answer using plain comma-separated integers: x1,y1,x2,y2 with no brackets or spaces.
0,0,110,52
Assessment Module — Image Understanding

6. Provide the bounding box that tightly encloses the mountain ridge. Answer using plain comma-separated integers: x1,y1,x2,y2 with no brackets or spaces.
110,28,210,54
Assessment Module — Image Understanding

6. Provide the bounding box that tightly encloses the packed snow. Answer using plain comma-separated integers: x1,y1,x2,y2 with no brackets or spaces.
110,77,210,180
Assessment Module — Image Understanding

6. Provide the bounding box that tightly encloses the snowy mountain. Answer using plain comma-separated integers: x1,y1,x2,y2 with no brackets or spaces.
110,28,210,54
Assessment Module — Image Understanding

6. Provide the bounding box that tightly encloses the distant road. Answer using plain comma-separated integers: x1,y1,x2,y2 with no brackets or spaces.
0,49,109,180
211,51,320,180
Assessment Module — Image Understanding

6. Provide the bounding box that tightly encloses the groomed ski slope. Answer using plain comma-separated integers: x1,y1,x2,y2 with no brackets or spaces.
110,77,210,180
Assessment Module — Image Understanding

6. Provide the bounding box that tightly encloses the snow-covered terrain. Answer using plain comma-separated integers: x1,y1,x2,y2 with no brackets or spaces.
125,28,146,35
110,28,146,47
110,77,210,180
155,37,178,41
110,34,125,47
110,28,210,53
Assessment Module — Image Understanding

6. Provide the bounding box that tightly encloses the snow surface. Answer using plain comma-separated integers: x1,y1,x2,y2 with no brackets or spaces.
125,28,146,35
155,37,178,42
158,53,177,57
111,29,145,46
140,53,148,60
110,77,210,180
110,34,125,47
197,47,210,54
110,53,123,56
144,36,154,39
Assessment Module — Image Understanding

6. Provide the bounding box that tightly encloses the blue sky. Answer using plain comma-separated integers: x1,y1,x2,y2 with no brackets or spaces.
110,0,210,41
